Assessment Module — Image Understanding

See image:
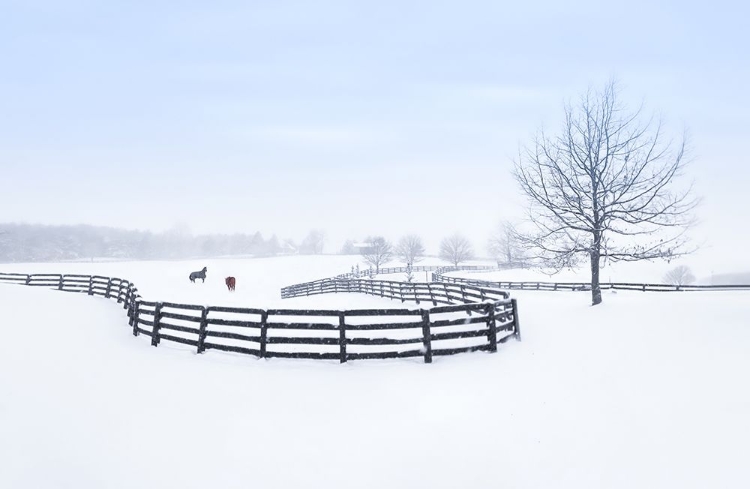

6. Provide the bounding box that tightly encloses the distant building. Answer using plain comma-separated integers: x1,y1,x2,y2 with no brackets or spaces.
352,241,375,255
279,241,298,255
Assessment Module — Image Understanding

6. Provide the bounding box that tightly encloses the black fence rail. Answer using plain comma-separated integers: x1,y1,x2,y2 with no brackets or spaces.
335,264,495,279
0,272,138,305
0,271,521,364
281,277,509,305
430,267,750,292
289,264,495,290
274,272,520,361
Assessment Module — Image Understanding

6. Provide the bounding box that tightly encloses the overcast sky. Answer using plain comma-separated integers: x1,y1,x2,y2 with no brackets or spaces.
1,0,748,265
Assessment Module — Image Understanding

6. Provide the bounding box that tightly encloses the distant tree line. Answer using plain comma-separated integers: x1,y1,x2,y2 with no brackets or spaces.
346,233,490,273
2,221,532,270
0,223,308,263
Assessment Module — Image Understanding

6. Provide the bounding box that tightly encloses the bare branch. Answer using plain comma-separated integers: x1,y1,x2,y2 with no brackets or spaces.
513,80,698,305
439,233,475,267
395,235,426,266
360,236,393,274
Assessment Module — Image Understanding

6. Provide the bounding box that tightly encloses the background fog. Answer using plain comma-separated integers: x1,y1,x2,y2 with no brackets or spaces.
1,0,748,272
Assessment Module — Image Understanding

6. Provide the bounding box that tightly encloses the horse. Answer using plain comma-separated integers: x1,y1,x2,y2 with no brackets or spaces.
225,276,236,291
189,266,207,283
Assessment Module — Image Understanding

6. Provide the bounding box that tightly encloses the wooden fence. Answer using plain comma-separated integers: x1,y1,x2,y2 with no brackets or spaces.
430,267,750,292
280,276,509,304
0,271,521,363
339,265,494,278
0,271,138,305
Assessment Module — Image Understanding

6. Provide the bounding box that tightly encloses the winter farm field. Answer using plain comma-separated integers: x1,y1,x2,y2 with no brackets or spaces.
1,255,749,489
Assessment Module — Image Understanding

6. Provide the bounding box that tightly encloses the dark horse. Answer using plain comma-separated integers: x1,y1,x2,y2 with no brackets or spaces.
225,276,236,291
189,266,207,283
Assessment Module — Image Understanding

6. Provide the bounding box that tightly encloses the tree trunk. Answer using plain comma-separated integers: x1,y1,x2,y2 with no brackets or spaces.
590,249,602,306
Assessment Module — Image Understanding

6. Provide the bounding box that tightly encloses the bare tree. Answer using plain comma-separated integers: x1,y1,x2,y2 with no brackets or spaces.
514,81,698,305
339,239,356,255
396,235,425,266
300,229,326,254
663,265,696,286
440,233,474,266
361,236,393,273
488,221,523,267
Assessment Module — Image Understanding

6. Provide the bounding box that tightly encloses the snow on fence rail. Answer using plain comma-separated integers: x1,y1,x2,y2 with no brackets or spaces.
430,267,750,292
0,272,520,363
280,277,509,304
337,265,494,278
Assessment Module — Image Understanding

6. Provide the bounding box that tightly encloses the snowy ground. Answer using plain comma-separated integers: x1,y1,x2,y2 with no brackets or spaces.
1,256,749,488
449,258,750,286
0,255,491,309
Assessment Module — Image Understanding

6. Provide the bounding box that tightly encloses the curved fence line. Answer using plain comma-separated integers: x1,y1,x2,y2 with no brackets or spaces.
430,267,750,292
280,276,509,304
337,265,494,278
0,272,520,363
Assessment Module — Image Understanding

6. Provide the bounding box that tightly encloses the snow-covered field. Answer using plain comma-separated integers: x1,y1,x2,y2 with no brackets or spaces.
1,256,749,488
0,255,491,309
449,257,750,286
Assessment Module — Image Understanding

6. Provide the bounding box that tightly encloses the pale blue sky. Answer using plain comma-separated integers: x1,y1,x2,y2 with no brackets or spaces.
1,0,749,262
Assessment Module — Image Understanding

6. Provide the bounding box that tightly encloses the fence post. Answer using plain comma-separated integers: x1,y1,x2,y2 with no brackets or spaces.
105,278,112,299
511,299,521,341
123,283,131,310
259,311,268,358
427,284,436,305
461,285,467,302
487,303,497,352
399,283,404,302
116,280,123,303
128,286,137,309
480,289,486,301
88,276,94,295
197,307,209,353
25,275,31,286
151,303,163,347
443,283,450,304
131,301,140,336
338,312,347,363
421,310,432,364
413,284,420,304
58,274,63,290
